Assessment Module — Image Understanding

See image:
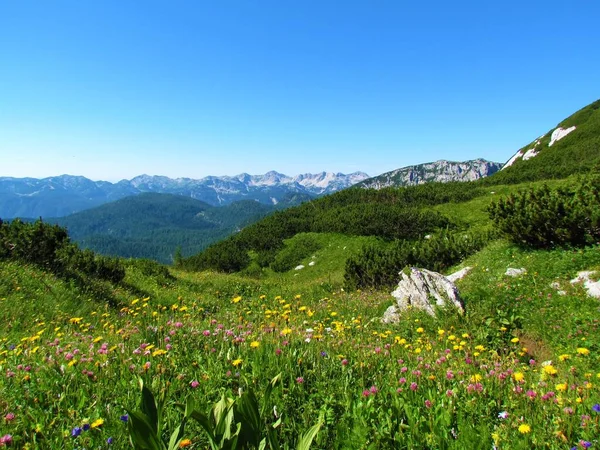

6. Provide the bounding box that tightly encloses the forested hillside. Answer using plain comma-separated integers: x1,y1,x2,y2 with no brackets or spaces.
52,193,275,263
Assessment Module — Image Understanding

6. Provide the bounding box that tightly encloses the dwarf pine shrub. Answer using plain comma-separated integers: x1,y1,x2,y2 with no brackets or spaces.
344,229,493,290
488,176,600,248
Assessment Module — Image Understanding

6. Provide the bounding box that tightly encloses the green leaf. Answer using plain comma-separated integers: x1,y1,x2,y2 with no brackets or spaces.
167,421,185,450
236,389,261,446
296,415,323,450
189,410,218,450
138,378,160,435
126,410,164,450
213,395,236,441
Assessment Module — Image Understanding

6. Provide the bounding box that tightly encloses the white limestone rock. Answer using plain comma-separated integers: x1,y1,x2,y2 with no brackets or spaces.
505,268,527,277
382,268,465,323
446,266,472,283
294,265,305,271
570,271,600,299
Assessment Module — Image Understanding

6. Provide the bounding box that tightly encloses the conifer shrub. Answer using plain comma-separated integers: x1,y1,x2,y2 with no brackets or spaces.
0,218,125,283
344,230,493,290
0,218,69,269
125,257,175,283
487,176,600,248
180,235,251,273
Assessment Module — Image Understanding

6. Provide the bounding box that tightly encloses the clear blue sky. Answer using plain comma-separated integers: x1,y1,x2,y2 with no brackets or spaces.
1,1,599,181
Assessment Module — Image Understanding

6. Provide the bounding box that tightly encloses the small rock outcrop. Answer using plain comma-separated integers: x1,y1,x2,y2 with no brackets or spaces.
382,268,465,323
505,268,527,277
570,271,600,299
446,266,472,283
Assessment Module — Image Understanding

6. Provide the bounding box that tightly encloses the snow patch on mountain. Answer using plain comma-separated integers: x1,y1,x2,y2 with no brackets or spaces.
549,126,576,147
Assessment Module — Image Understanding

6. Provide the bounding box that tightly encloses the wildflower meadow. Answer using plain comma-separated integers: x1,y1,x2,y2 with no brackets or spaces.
1,235,600,449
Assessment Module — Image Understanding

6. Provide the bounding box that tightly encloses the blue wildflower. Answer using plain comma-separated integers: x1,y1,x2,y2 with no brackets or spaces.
71,427,82,438
593,404,600,413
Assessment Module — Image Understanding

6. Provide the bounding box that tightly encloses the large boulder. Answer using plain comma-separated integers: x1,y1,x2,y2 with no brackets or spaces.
382,267,465,323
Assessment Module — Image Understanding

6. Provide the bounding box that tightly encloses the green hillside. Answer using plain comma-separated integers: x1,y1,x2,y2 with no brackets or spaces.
485,99,600,184
2,100,600,448
51,193,275,263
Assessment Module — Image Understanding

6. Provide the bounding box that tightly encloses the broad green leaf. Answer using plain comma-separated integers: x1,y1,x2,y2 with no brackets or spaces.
189,410,218,449
167,422,185,450
126,410,164,450
296,416,323,450
138,379,159,435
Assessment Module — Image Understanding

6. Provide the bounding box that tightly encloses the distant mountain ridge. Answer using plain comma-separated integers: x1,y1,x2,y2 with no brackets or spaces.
0,170,369,219
357,159,503,189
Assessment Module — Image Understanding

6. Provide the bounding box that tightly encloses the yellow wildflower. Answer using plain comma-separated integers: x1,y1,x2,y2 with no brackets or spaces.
250,341,260,348
91,418,104,428
513,372,525,382
518,424,531,434
577,347,590,356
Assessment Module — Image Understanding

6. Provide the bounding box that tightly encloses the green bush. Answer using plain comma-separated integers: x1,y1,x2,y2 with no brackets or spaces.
0,219,69,270
488,176,600,248
0,218,125,283
344,230,494,290
180,236,251,273
126,258,175,284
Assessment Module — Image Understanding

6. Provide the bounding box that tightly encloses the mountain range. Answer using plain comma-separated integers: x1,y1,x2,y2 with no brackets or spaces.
356,159,503,189
0,171,369,219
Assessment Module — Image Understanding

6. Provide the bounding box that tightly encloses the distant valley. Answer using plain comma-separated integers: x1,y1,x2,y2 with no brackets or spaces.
0,171,369,219
49,193,280,263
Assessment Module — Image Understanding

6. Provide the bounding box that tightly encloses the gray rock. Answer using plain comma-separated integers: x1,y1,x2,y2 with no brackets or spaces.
505,268,527,277
382,268,464,323
570,271,600,299
446,266,472,283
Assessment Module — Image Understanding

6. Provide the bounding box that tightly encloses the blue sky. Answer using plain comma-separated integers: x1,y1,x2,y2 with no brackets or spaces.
1,1,599,181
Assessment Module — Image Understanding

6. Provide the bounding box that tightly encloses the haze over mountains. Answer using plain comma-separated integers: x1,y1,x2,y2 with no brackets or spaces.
0,171,369,219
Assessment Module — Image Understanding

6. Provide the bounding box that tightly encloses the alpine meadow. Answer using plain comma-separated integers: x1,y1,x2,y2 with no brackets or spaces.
1,98,600,449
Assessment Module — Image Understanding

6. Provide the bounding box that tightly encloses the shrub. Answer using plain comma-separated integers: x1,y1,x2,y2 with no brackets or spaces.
0,219,69,270
488,176,600,248
344,230,494,290
0,219,126,283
